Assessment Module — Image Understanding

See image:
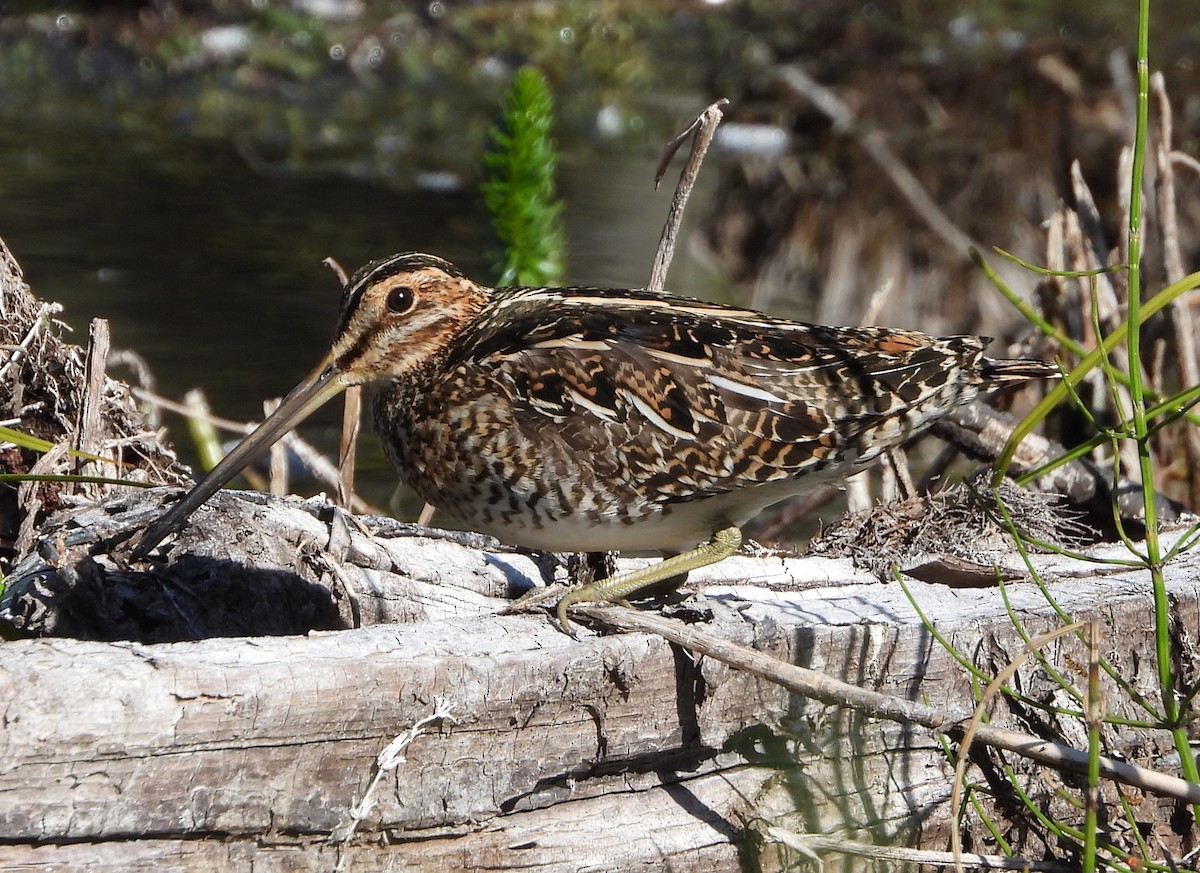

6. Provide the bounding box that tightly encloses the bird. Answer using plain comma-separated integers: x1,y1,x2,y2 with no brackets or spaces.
132,252,1058,631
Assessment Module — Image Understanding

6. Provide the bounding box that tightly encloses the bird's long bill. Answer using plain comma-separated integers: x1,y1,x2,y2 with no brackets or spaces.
132,357,348,559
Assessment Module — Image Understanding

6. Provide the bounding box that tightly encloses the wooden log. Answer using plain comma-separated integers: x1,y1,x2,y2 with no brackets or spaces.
1,486,1198,869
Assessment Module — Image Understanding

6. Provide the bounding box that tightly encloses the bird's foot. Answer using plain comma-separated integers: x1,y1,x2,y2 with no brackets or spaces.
553,523,743,636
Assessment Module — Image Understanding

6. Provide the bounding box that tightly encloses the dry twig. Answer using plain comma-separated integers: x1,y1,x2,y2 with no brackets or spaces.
1151,72,1200,509
649,98,728,293
578,605,1200,806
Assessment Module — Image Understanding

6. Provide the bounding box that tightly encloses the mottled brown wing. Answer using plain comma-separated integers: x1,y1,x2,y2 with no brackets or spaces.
455,294,990,506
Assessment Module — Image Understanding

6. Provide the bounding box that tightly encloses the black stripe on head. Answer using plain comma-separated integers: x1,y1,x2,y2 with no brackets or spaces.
336,252,465,334
346,253,464,289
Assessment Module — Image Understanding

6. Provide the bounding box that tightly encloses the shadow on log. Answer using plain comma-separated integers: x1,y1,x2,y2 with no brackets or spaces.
2,489,530,642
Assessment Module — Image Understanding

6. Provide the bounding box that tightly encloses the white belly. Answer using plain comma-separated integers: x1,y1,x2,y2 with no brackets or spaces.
465,472,840,554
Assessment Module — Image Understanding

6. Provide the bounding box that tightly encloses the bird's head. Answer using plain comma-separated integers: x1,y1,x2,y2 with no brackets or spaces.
132,252,488,558
326,253,490,385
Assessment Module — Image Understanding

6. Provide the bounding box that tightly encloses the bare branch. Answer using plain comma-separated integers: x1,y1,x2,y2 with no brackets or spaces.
579,605,1200,806
649,99,728,293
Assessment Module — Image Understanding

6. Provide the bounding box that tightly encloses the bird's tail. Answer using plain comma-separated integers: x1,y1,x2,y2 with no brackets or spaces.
980,357,1061,384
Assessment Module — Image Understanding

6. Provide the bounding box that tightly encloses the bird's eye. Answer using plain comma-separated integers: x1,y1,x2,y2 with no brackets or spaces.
386,285,415,313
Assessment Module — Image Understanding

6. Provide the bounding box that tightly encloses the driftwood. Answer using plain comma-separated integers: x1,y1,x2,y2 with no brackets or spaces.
2,485,1199,870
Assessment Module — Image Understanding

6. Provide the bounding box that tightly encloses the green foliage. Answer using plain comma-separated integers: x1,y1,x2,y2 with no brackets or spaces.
481,67,565,287
0,425,113,466
894,2,1200,864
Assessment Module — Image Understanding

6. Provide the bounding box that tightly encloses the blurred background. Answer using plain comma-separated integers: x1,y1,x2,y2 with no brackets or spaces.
0,0,1197,515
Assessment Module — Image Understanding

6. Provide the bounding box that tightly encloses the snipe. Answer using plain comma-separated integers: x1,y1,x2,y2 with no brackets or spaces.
134,253,1056,630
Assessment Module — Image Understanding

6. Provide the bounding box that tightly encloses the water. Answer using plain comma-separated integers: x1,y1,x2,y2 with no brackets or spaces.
0,117,717,507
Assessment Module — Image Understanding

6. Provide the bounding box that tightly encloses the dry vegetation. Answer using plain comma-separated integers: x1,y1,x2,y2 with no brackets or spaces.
0,238,187,571
709,56,1200,549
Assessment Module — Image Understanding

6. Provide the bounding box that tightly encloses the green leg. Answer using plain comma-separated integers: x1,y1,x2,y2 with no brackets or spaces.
555,523,742,635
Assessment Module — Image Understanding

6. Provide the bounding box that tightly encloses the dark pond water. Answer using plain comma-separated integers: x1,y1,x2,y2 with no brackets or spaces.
0,112,717,506
0,122,715,403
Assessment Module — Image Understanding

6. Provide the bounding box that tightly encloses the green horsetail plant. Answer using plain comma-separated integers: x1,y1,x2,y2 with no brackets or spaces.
909,0,1200,862
482,66,566,287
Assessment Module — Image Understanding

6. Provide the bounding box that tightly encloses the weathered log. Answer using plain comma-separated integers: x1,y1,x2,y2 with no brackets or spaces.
1,485,1198,870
